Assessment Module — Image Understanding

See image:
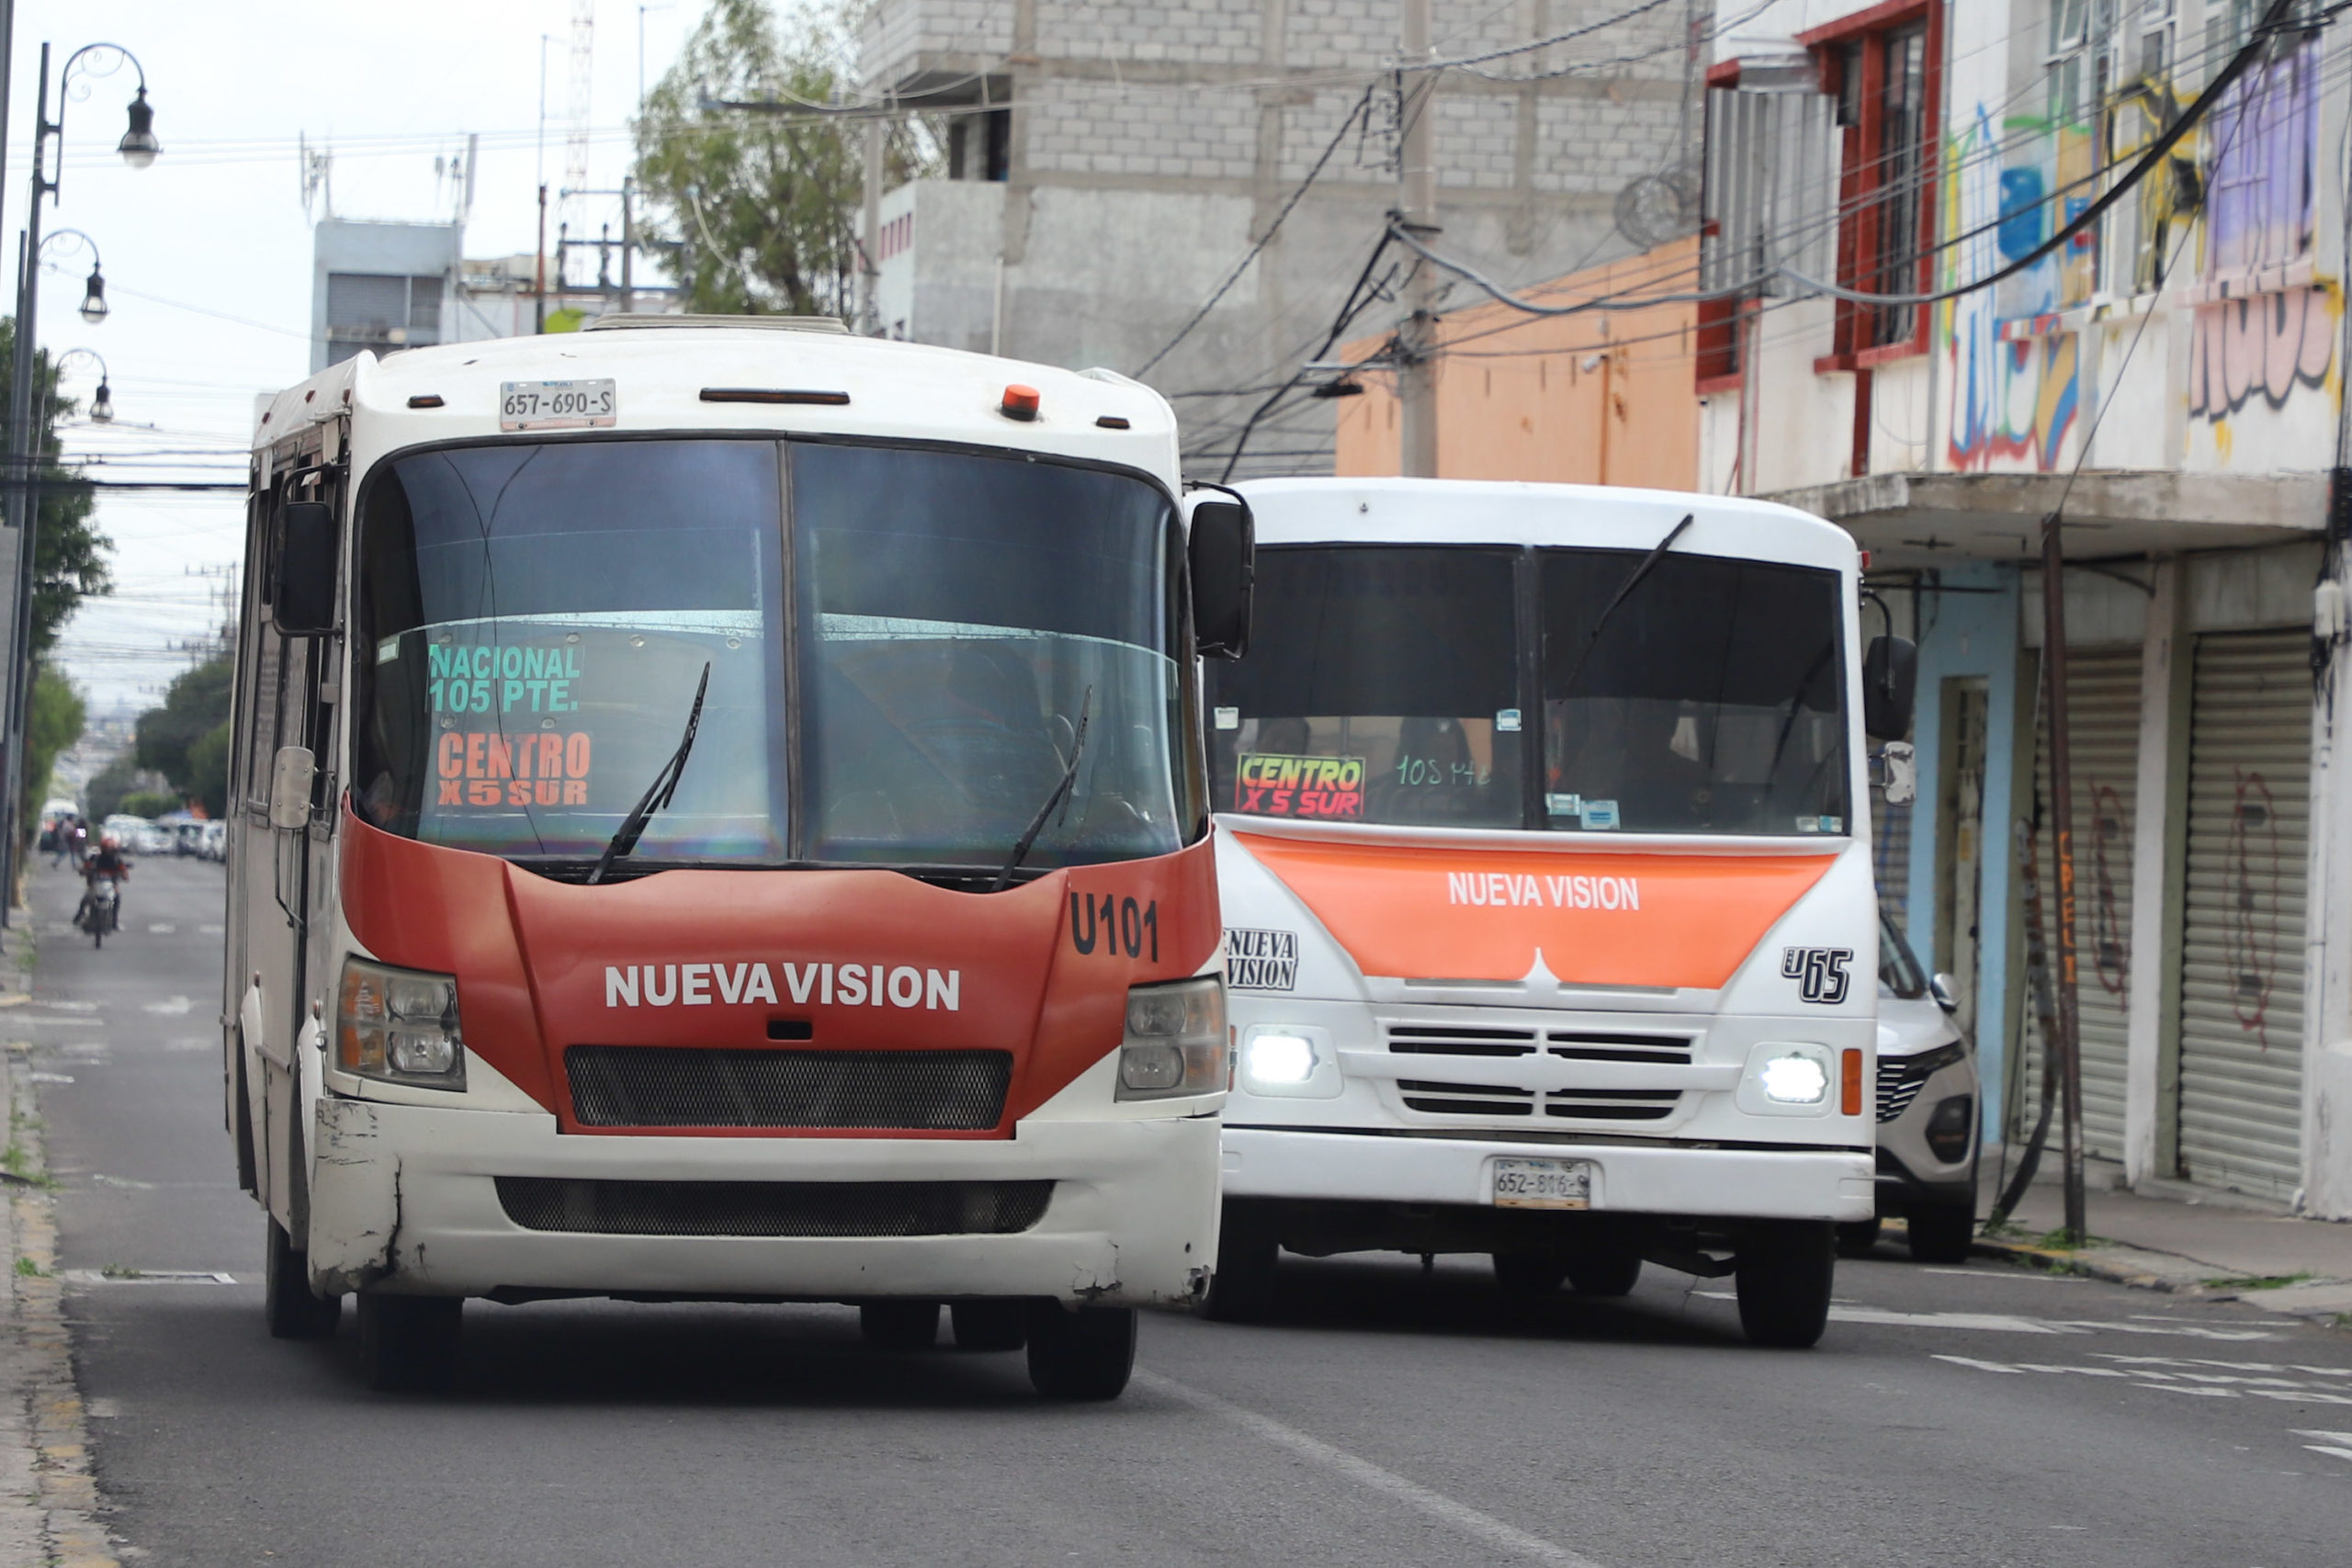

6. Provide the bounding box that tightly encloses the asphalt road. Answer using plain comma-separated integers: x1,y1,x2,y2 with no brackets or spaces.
18,853,2352,1567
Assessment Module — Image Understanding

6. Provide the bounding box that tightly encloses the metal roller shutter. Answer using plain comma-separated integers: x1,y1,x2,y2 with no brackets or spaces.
2177,629,2311,1201
2015,646,2143,1163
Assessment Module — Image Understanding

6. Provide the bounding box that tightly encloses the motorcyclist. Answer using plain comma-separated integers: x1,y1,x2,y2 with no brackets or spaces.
75,834,129,932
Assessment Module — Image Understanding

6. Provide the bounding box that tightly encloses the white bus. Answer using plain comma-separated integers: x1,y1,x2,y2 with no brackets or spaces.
1204,478,1911,1346
225,317,1250,1396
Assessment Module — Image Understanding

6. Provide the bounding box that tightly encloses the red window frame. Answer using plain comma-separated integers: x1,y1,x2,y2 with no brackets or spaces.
1800,0,1943,371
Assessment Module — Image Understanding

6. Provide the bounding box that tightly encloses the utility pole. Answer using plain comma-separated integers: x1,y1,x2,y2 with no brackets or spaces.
1396,0,1440,478
2040,514,2088,1244
861,115,884,335
619,176,634,313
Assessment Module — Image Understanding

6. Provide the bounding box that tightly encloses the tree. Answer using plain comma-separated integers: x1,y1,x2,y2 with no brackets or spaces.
0,317,111,658
84,750,137,822
634,0,936,320
21,665,83,827
134,650,233,813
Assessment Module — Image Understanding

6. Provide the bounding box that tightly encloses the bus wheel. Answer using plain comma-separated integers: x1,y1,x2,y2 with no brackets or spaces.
263,1218,339,1340
1734,1222,1835,1348
860,1300,941,1350
1905,1202,1975,1265
1203,1206,1279,1322
357,1295,462,1392
1490,1252,1569,1299
950,1300,1027,1351
1025,1303,1136,1401
1565,1244,1643,1299
1836,1218,1882,1257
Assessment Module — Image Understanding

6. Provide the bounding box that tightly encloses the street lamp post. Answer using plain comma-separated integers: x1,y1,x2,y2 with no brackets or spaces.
0,41,156,918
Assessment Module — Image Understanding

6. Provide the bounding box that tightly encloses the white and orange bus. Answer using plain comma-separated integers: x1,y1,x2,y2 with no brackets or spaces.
223,317,1250,1396
1204,478,1912,1346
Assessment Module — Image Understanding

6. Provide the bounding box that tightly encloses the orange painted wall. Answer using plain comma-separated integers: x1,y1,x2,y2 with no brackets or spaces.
1334,236,1700,489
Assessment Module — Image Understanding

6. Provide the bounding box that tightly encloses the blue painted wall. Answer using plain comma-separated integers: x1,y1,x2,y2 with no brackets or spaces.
1901,561,2024,1144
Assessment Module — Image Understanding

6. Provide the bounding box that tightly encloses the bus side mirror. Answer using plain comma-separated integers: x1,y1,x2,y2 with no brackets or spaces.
1188,498,1254,660
1863,634,1917,740
274,501,339,636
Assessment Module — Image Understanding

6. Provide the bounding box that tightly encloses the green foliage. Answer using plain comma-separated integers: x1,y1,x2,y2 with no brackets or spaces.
116,790,180,819
633,0,936,320
187,719,232,818
135,651,233,810
83,750,138,823
0,317,111,657
21,664,84,829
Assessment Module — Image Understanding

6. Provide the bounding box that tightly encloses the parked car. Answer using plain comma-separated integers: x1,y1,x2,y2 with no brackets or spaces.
199,820,227,862
1843,908,1981,1263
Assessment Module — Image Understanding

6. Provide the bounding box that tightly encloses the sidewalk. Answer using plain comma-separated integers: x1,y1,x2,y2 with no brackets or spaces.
0,908,118,1567
1957,1166,2352,1325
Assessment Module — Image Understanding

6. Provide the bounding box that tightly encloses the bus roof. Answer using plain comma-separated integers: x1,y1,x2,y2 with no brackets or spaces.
256,321,1180,485
1231,476,1857,575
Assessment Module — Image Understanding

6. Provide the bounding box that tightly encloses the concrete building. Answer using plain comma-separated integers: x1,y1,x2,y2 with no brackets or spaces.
311,219,465,374
859,0,1707,477
1693,0,2352,1213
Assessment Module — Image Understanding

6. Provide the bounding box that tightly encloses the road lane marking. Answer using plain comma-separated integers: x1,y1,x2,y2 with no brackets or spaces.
27,1072,72,1084
1699,1292,2280,1339
1937,1355,2352,1402
1136,1371,1609,1568
140,997,192,1016
145,924,175,934
58,1269,237,1286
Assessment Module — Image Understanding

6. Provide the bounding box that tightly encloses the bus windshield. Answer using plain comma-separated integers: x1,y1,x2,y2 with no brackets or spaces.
1207,542,1848,836
352,437,1193,875
1204,547,1521,829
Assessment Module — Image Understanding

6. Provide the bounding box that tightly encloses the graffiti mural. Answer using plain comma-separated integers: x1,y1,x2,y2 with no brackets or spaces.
2203,34,2320,279
2089,781,2129,999
2225,770,2284,1049
1943,107,2082,473
2188,285,2337,423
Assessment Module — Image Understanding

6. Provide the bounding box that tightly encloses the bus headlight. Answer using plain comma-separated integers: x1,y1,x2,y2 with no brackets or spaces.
1736,1041,1837,1117
1760,1054,1828,1104
338,957,468,1090
1115,976,1225,1100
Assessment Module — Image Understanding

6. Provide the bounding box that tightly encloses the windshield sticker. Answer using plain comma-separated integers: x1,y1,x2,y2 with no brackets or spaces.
1580,799,1620,829
1546,792,1582,818
1495,707,1521,732
1225,927,1299,990
377,637,401,665
1797,817,1819,833
437,730,593,807
1236,752,1364,818
1214,706,1240,729
429,643,582,715
1822,816,1843,834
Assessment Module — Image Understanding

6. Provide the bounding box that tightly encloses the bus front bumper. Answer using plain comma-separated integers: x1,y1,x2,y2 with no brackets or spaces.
1221,1126,1875,1223
306,1096,1221,1308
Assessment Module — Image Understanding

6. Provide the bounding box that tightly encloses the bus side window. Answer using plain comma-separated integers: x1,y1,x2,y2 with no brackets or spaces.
240,492,287,815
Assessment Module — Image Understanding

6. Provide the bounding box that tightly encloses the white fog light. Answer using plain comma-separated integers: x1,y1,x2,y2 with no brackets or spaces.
1244,1032,1316,1085
1760,1053,1829,1105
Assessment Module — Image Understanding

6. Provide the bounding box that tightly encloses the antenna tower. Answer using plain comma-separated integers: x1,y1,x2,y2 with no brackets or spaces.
566,0,596,279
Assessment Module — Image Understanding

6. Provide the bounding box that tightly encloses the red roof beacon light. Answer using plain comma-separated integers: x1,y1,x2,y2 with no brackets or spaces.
1001,384,1041,422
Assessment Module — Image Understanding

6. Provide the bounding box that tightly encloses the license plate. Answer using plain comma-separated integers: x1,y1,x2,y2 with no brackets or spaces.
500,378,617,432
1490,1156,1593,1210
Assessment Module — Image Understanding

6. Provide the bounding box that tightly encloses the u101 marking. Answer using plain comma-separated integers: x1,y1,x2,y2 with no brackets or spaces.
1071,894,1159,961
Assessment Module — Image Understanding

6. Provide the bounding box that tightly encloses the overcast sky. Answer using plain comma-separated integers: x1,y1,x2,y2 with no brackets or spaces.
6,0,705,716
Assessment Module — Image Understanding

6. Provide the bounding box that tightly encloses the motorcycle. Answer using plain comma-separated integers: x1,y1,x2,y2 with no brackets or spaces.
80,875,119,947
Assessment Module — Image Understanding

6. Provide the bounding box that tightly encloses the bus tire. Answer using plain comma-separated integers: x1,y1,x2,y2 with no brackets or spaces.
1025,1303,1136,1401
263,1217,339,1340
1905,1201,1975,1265
860,1300,941,1350
1203,1205,1279,1322
1735,1222,1836,1348
951,1300,1027,1351
1490,1252,1569,1299
357,1295,462,1392
1566,1245,1643,1299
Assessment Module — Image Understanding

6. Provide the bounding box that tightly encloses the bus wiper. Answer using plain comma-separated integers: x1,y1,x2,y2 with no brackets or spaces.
1552,512,1694,696
990,686,1092,894
588,662,712,886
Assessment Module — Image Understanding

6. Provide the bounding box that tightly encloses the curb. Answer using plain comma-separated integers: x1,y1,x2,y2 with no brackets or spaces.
1970,1234,2190,1292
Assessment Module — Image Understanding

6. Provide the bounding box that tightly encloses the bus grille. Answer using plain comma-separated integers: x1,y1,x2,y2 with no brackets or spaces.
494,1177,1054,1238
1388,1026,1690,1122
564,1045,1012,1130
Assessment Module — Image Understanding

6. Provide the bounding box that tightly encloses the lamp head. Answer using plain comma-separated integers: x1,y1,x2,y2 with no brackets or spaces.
89,380,113,424
78,266,107,325
118,88,159,169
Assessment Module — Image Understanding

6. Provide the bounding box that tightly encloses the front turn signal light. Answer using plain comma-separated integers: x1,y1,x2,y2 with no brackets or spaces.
1841,1048,1864,1117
